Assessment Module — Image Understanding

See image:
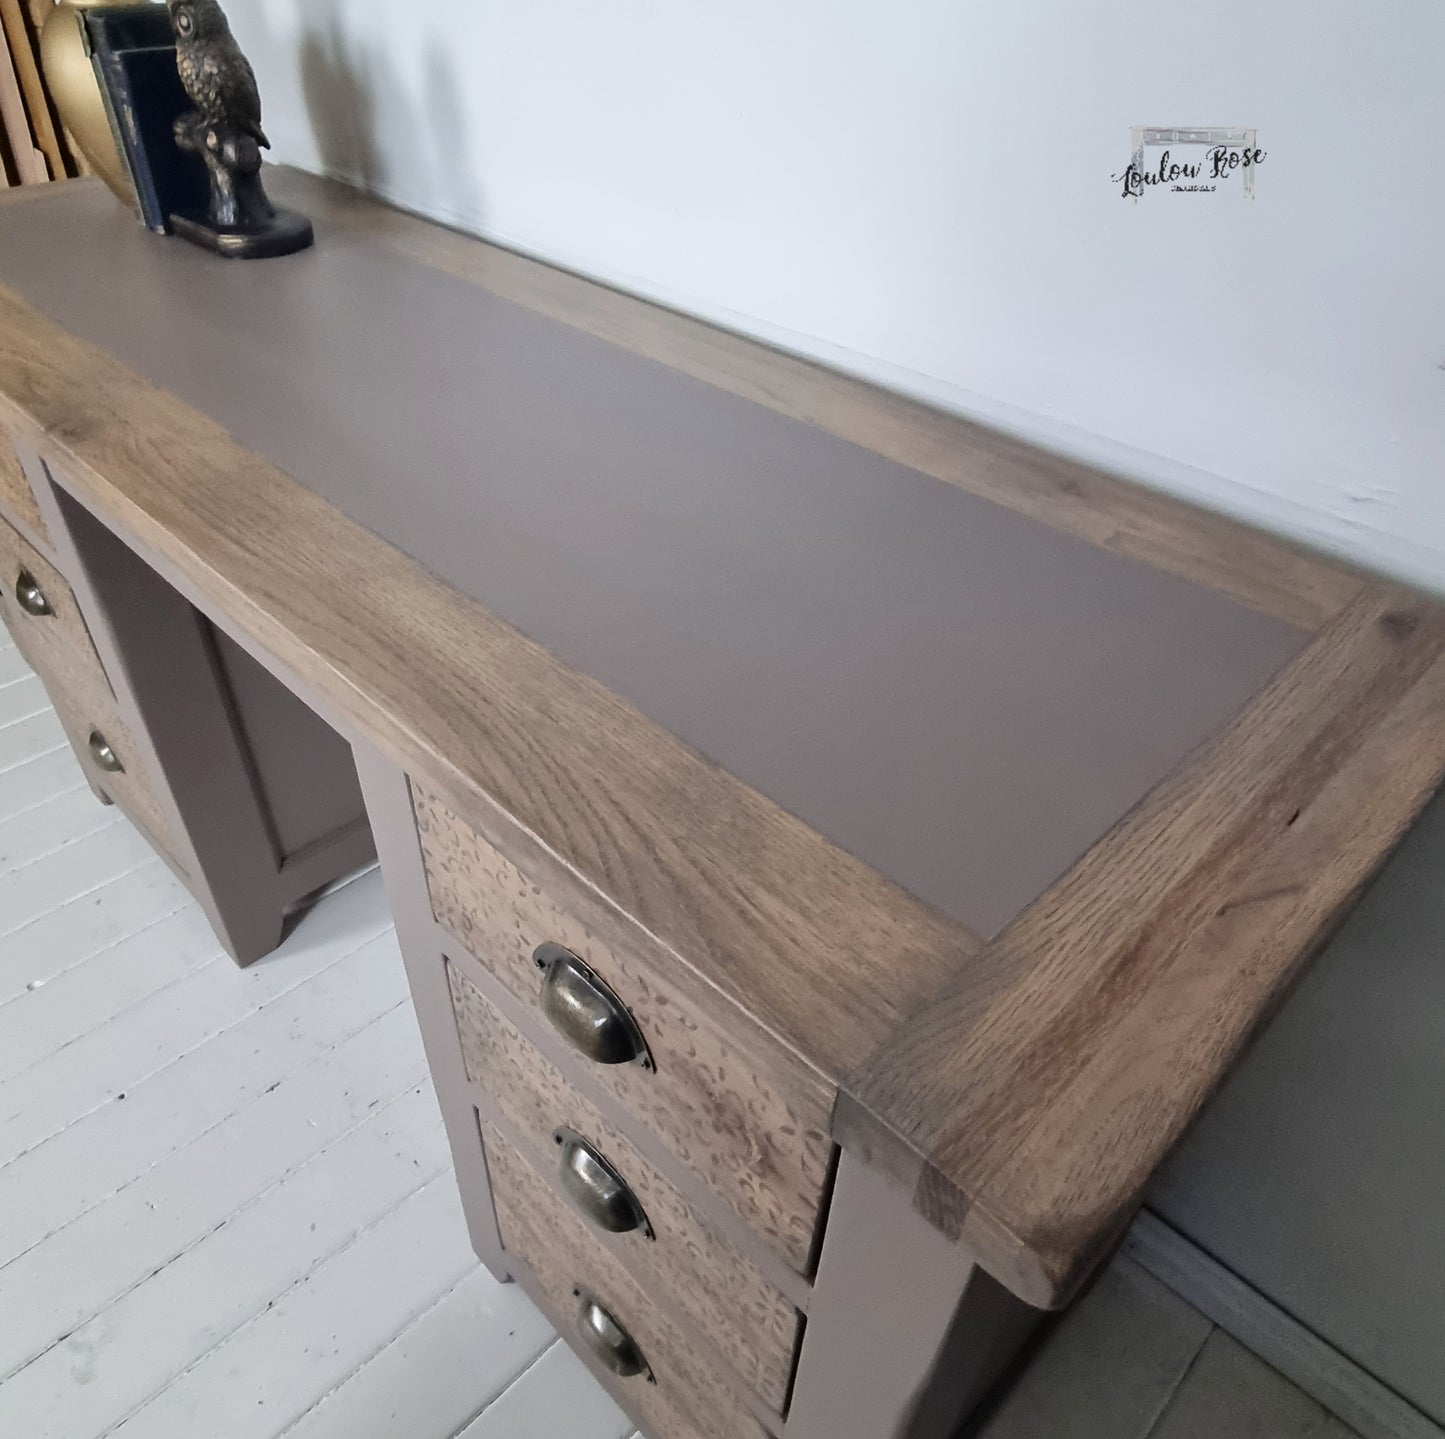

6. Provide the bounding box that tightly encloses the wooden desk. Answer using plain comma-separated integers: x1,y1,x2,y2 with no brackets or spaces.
0,171,1441,1439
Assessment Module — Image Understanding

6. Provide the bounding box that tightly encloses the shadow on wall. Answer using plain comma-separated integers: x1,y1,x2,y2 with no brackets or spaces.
297,5,485,226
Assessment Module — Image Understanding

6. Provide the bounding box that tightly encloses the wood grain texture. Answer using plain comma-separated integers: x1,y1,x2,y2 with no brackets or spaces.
1147,780,1445,1431
839,588,1445,1308
0,428,45,540
0,183,1311,945
271,169,1363,633
450,964,801,1410
0,0,63,182
0,24,45,187
0,274,973,1089
502,1257,744,1439
44,670,179,864
0,180,1440,1314
487,1126,773,1439
0,510,110,709
417,781,833,1276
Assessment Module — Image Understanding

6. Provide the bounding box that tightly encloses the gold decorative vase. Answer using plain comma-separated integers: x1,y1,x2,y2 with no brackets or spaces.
39,0,137,203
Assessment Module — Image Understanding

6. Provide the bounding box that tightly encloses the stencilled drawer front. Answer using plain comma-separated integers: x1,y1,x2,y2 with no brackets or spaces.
46,677,181,868
486,1125,773,1439
412,780,834,1277
451,964,801,1412
0,431,47,545
0,512,111,711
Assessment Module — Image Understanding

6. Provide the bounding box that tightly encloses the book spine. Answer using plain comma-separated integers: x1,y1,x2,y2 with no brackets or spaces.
89,46,164,231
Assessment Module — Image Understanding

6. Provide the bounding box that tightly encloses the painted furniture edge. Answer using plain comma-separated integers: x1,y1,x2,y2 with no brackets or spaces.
0,179,1440,1312
786,1152,1039,1439
352,739,512,1282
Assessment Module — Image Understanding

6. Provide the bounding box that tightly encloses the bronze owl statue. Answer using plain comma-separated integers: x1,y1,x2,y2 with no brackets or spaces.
164,0,312,256
166,0,269,149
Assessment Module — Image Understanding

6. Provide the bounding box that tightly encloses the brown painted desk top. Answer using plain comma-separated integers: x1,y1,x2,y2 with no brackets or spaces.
1,170,1441,1307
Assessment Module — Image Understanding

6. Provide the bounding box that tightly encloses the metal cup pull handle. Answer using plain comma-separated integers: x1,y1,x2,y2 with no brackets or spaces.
574,1289,651,1379
554,1128,653,1238
88,730,124,774
534,944,650,1068
15,568,52,617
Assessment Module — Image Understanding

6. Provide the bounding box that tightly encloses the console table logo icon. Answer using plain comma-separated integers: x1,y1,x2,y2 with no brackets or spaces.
1113,127,1266,199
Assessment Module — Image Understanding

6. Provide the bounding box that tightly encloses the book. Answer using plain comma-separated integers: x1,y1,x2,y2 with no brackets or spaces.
84,5,208,232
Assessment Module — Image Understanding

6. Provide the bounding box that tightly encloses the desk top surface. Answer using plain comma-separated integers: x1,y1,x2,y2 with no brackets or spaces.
0,181,1302,938
0,172,1440,1308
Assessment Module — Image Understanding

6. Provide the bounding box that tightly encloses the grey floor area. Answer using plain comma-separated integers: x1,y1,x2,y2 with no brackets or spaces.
973,1256,1360,1439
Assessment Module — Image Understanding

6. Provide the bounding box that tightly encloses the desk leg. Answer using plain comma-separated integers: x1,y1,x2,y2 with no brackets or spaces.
51,488,288,962
786,1153,1041,1439
352,739,512,1284
43,478,375,965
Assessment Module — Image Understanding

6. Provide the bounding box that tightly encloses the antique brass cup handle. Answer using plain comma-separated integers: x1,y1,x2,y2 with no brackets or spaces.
534,944,651,1068
15,568,52,617
88,730,124,773
554,1128,653,1238
574,1289,651,1380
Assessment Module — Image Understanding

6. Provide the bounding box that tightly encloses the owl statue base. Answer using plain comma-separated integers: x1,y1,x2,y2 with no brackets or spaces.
169,111,313,259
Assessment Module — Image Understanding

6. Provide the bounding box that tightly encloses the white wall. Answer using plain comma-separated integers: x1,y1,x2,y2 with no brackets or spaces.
232,0,1445,589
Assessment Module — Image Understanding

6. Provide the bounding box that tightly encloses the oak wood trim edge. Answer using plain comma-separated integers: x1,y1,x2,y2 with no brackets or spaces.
0,277,978,1089
839,594,1445,1307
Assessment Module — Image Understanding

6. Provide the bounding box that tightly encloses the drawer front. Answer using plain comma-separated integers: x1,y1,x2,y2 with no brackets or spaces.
487,1125,772,1439
0,434,47,545
450,964,800,1411
0,513,111,711
413,781,834,1276
47,678,180,867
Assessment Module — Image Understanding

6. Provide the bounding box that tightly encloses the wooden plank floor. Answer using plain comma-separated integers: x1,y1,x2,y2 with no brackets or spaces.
0,629,1365,1439
0,631,635,1439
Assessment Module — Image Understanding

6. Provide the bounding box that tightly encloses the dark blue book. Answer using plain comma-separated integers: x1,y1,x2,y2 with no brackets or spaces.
84,7,209,234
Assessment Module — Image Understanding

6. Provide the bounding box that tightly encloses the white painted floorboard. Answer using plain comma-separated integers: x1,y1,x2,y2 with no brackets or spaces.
0,649,632,1439
2,634,1349,1439
0,641,34,688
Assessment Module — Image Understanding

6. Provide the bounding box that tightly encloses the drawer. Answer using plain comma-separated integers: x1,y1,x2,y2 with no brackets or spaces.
0,512,111,712
0,432,48,545
486,1124,773,1439
450,964,801,1411
412,781,834,1276
47,677,181,868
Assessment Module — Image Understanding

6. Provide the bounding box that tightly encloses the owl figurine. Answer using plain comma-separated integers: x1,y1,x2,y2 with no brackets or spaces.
164,0,312,256
167,0,269,149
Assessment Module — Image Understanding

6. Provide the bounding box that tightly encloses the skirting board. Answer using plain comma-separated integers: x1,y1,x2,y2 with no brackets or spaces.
1126,1211,1442,1439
